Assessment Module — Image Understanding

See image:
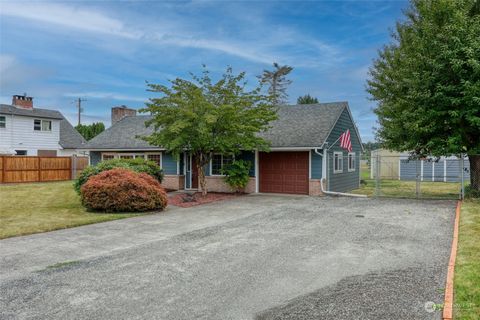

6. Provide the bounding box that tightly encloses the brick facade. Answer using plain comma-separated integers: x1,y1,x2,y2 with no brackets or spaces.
201,176,256,193
308,179,324,196
162,175,185,191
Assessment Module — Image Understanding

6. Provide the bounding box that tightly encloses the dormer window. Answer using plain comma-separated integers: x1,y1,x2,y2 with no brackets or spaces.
34,119,51,131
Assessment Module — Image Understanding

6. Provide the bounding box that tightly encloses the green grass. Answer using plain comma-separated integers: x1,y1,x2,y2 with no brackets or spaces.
0,181,141,239
454,199,480,319
352,179,462,199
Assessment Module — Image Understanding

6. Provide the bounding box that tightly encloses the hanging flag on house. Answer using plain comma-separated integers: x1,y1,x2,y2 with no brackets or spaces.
339,129,352,152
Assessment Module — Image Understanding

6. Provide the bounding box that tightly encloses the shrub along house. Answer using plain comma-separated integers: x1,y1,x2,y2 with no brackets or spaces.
85,102,363,195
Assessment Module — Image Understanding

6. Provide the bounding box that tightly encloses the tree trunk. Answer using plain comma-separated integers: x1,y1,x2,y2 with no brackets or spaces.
198,163,208,196
469,154,480,191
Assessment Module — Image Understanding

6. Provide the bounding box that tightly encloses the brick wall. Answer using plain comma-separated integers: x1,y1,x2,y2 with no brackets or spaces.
309,179,324,196
162,175,185,191
202,176,256,193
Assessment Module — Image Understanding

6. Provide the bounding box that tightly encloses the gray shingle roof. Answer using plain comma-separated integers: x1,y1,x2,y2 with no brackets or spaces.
258,102,347,147
59,117,87,149
85,102,348,150
1,104,86,149
0,104,64,120
85,115,157,149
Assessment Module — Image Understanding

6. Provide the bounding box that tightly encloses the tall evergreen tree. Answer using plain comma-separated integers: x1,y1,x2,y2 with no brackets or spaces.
258,63,293,105
367,0,480,190
297,94,319,104
75,122,105,141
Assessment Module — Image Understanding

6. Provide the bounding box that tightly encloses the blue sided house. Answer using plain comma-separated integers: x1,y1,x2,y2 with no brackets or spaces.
85,102,363,195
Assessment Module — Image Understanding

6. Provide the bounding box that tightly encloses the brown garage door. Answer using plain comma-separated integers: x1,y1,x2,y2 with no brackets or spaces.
259,151,309,194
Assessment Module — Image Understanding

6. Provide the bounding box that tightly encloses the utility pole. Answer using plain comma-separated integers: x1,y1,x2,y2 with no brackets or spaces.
75,98,87,126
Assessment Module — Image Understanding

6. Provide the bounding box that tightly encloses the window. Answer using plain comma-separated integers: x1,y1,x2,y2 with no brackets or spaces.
119,155,134,159
334,152,343,173
15,150,27,156
34,119,41,131
211,154,234,175
348,152,356,172
0,116,5,128
34,119,51,131
147,154,161,166
102,154,115,161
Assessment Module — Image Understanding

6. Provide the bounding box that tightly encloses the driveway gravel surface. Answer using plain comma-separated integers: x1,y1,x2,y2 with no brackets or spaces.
0,195,455,320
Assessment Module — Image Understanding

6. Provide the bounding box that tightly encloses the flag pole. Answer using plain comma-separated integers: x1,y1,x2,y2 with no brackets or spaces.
327,135,343,151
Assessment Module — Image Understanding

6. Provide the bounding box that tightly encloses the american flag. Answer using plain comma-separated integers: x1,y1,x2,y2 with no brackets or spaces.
339,129,352,152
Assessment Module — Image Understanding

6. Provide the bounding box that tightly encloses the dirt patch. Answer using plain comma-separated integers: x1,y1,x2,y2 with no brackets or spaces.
168,192,244,208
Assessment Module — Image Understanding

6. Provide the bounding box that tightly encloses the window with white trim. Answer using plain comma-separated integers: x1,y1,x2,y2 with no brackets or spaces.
147,154,161,166
334,152,343,173
0,116,5,128
348,152,356,172
102,154,115,161
34,119,51,131
211,154,233,175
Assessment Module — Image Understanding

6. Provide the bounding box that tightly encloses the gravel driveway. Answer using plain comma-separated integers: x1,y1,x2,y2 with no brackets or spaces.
0,195,455,320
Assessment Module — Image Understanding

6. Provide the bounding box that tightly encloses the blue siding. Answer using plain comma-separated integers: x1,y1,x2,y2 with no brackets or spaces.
90,151,101,165
162,153,178,175
423,161,433,181
325,108,362,192
400,159,418,180
400,158,470,182
311,150,322,179
433,161,445,181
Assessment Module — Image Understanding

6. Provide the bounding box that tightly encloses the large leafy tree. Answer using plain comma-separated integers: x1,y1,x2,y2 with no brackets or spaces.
141,67,277,195
258,62,293,105
297,94,319,104
367,0,480,190
75,122,105,141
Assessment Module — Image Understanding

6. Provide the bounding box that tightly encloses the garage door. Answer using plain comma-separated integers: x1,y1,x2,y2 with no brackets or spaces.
259,152,309,194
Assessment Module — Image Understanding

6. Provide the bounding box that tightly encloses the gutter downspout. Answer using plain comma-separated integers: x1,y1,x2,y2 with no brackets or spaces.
320,177,367,198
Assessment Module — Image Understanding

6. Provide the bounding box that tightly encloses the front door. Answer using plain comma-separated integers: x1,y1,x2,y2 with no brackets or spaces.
191,155,198,189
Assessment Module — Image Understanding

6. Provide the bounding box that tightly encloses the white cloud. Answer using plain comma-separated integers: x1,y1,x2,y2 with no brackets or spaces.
0,2,138,39
0,2,341,66
64,91,146,102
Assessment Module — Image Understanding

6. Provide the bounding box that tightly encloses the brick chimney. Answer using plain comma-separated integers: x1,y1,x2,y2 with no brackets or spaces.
12,94,33,109
111,105,136,125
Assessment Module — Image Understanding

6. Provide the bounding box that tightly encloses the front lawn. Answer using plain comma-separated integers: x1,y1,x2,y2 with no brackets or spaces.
454,199,480,319
352,179,461,199
0,181,141,239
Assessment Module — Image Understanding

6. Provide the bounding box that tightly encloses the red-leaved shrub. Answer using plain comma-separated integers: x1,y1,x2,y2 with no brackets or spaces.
80,168,168,212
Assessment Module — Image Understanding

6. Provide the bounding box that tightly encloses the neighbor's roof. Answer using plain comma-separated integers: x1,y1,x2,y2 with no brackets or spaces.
59,117,87,149
85,102,352,150
0,104,86,149
0,104,64,120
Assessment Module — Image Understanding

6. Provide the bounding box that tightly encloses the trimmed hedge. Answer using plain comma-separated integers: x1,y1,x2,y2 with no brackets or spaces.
74,158,164,194
81,168,168,212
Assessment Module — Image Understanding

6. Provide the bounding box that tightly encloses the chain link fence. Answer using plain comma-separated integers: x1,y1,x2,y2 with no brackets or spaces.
359,154,476,200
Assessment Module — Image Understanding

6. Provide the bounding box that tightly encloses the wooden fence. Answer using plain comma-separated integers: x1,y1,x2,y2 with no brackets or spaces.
0,156,88,183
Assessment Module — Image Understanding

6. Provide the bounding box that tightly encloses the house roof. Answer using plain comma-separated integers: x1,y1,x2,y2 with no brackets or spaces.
86,115,157,150
0,104,64,120
0,104,86,149
258,102,347,148
59,117,87,149
85,102,354,150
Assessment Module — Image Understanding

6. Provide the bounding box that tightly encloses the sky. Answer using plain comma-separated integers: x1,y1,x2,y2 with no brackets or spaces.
0,0,409,142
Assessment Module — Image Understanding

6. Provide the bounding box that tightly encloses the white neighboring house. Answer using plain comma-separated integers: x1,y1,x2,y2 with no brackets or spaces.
0,95,86,156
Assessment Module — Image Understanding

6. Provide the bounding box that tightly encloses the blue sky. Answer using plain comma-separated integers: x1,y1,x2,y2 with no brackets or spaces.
0,0,408,141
